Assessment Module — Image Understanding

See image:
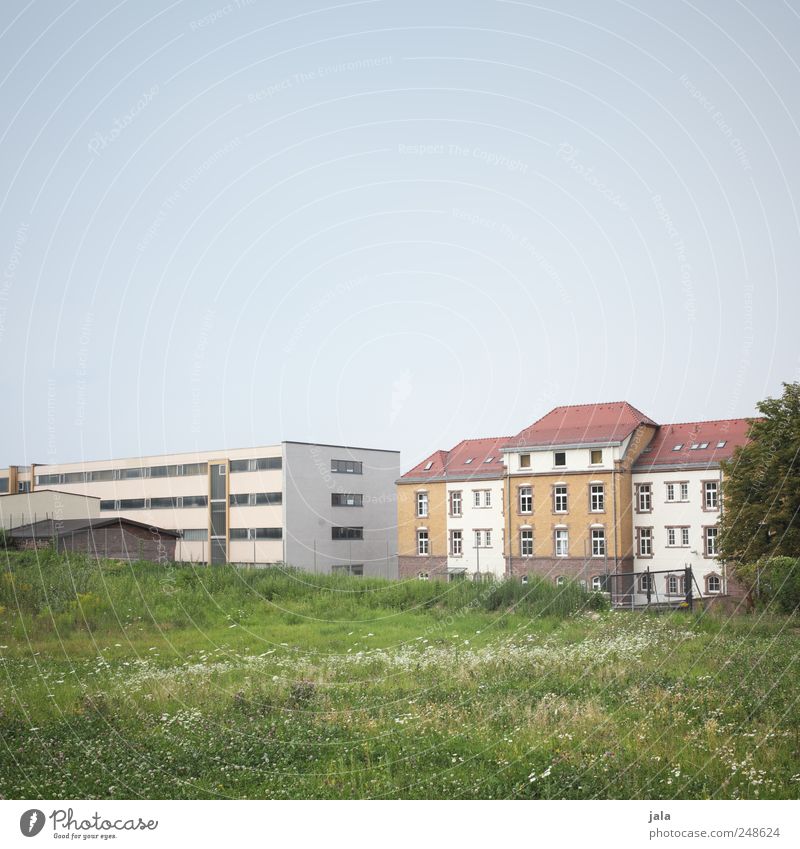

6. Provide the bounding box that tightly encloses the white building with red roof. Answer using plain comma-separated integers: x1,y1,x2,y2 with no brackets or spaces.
631,419,751,604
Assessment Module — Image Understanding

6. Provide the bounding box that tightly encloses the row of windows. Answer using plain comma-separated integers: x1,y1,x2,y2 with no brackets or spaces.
438,484,607,518
636,481,719,512
178,527,284,541
637,526,718,556
35,457,282,487
99,492,283,511
229,527,282,540
517,448,604,469
418,526,608,558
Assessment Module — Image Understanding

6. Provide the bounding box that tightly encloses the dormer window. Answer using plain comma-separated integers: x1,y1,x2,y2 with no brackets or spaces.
554,451,566,468
590,449,603,464
519,453,531,468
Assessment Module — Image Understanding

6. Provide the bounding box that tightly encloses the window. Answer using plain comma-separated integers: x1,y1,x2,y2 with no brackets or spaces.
448,571,466,582
555,528,568,557
474,530,491,548
464,458,473,465
667,527,676,547
707,574,721,593
332,564,363,576
681,527,690,547
666,574,679,595
473,489,491,508
639,573,652,592
521,574,529,585
484,457,493,464
182,495,208,508
151,497,179,509
555,576,565,587
417,530,429,555
449,490,462,517
638,527,653,556
704,481,719,509
554,451,566,467
230,493,251,506
449,530,463,556
18,481,30,493
672,444,683,451
99,500,116,511
518,486,532,514
91,469,115,482
591,528,605,557
230,528,283,541
424,461,433,471
637,484,652,512
416,491,429,518
331,459,362,474
36,474,60,486
666,483,675,502
119,467,144,480
553,485,568,513
520,529,533,557
716,441,727,449
704,526,718,556
590,484,605,512
519,453,531,469
332,526,363,540
181,529,208,541
592,575,602,591
119,498,145,510
180,462,208,476
332,493,363,507
255,492,282,505
590,449,603,465
417,571,430,581
680,482,689,501
0,477,9,493
699,442,709,449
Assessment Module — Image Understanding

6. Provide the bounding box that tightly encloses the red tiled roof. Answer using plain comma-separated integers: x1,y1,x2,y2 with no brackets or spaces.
633,419,753,470
400,437,509,481
506,401,657,449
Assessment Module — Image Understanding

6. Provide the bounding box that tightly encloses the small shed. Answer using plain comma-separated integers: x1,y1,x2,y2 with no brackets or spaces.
8,517,178,562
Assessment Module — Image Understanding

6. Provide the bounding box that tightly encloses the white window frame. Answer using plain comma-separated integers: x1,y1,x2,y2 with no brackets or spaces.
416,491,428,518
417,530,429,556
591,527,605,557
554,528,569,557
449,529,462,556
519,486,532,514
590,484,605,512
520,528,533,557
450,490,462,517
553,485,568,513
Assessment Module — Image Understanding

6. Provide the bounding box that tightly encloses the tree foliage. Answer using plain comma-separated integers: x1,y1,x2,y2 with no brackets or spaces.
719,382,800,564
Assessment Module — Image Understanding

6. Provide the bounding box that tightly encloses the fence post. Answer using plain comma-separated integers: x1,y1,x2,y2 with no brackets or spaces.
685,565,693,612
646,566,651,606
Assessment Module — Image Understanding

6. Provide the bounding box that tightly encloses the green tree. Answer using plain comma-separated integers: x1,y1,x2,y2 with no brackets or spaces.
719,382,800,564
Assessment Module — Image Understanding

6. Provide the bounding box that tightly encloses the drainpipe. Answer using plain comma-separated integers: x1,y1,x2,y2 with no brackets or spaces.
505,456,512,578
611,461,619,573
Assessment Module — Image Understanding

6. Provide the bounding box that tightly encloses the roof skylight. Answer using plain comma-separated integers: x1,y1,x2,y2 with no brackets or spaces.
717,440,727,448
464,458,473,464
484,457,493,463
699,442,709,449
690,443,700,450
672,444,683,451
423,461,433,470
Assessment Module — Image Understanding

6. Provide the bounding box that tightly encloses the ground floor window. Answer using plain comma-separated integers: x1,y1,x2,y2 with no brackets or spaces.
639,573,653,593
332,564,363,576
417,571,430,581
706,573,722,593
555,575,565,587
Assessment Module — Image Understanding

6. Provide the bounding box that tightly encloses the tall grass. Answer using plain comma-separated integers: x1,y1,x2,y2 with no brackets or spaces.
0,550,604,637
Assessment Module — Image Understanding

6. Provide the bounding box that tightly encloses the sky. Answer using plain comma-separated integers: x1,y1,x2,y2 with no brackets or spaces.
1,0,799,471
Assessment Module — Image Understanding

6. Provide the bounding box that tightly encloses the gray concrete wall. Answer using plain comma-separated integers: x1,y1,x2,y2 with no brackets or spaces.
283,442,399,578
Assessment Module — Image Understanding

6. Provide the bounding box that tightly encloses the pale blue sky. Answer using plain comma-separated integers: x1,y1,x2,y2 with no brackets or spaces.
1,0,798,470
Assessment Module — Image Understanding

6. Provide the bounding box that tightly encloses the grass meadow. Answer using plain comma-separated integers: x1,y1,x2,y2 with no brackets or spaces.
0,550,798,799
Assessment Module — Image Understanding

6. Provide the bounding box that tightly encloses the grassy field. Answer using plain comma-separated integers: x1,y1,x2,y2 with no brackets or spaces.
0,550,798,799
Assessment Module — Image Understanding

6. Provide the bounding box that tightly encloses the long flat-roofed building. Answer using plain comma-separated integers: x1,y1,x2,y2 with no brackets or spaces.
1,441,399,576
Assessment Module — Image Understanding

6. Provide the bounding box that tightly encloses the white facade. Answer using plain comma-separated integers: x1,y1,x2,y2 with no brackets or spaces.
445,478,505,578
2,442,399,575
631,467,726,602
